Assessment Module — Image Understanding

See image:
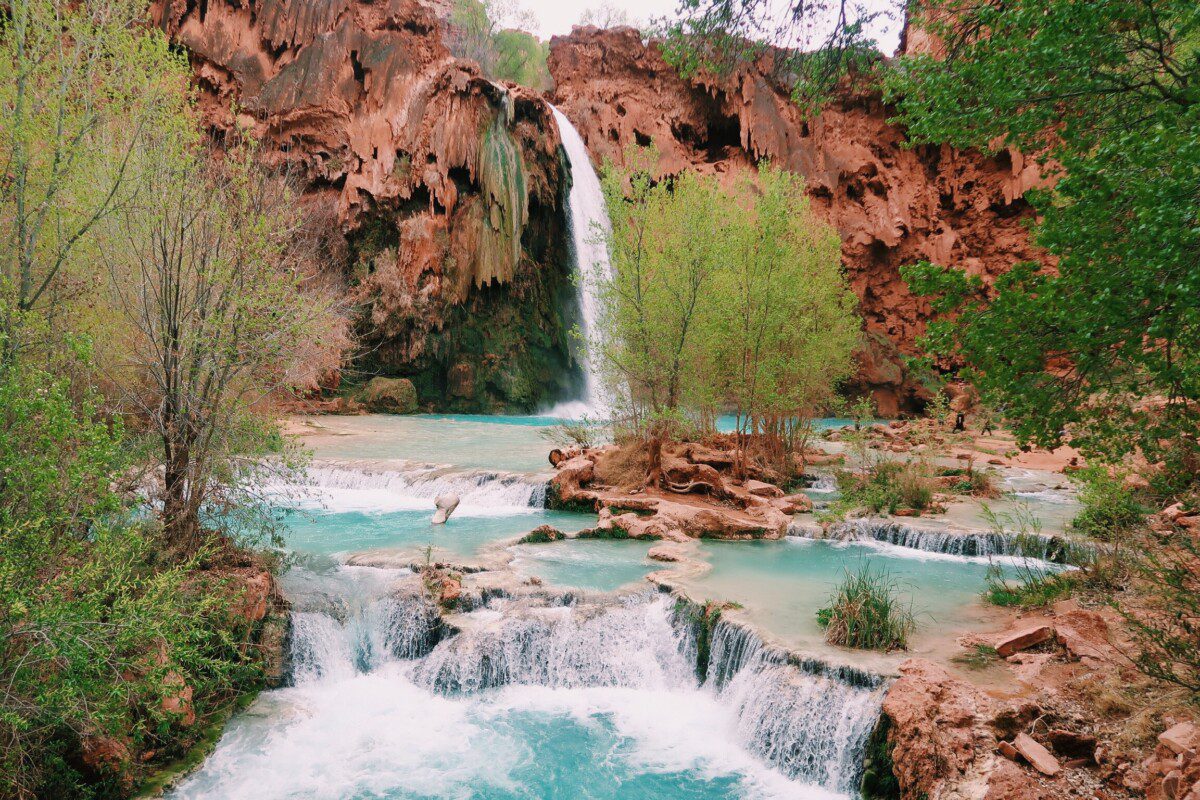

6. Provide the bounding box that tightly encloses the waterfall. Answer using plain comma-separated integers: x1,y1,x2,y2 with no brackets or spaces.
414,596,693,693
415,594,887,795
791,518,1095,565
545,106,612,418
287,588,446,685
294,462,548,515
696,615,887,793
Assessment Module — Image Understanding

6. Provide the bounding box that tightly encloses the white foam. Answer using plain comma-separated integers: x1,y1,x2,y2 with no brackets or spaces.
277,463,548,516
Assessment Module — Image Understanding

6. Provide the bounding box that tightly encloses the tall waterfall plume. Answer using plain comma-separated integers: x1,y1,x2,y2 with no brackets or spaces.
545,106,612,418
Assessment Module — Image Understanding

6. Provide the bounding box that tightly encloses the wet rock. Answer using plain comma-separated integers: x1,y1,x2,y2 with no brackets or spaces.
432,492,460,524
647,544,683,562
362,377,419,414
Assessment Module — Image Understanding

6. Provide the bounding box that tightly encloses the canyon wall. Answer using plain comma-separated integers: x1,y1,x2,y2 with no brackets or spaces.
548,27,1047,415
153,0,1045,415
153,0,580,411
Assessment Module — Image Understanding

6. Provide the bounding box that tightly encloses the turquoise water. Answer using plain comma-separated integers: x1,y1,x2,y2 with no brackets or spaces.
508,539,657,591
168,664,838,800
295,414,855,473
297,414,565,473
281,509,597,559
686,538,1035,652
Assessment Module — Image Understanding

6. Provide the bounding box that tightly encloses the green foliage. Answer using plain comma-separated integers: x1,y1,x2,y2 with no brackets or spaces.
0,360,261,799
979,504,1077,608
952,644,1001,671
818,563,916,651
836,460,934,515
657,0,886,111
1071,467,1151,541
447,0,551,90
859,717,901,799
594,152,857,480
984,563,1077,608
0,0,194,353
891,0,1200,492
1121,529,1200,693
539,415,604,449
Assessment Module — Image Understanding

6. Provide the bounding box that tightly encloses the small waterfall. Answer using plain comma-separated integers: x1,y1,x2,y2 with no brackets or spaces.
414,596,693,693
287,590,445,685
698,616,887,793
299,463,548,514
545,106,613,418
792,518,1095,565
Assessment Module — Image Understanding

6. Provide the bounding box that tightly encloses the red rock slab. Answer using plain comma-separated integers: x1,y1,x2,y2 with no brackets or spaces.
995,624,1055,658
1013,732,1062,776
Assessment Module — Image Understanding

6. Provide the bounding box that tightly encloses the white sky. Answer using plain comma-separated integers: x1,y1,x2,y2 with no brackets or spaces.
514,0,904,56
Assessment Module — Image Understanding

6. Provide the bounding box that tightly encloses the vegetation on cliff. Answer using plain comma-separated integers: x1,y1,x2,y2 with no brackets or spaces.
891,0,1200,495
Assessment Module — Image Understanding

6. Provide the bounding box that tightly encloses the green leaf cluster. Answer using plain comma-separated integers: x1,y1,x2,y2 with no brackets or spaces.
889,0,1200,491
593,151,859,455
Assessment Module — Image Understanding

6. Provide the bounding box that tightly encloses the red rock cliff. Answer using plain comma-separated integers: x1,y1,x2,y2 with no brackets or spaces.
548,26,1046,415
153,0,581,411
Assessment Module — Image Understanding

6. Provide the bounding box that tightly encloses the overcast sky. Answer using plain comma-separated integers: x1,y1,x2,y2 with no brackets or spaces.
515,0,904,56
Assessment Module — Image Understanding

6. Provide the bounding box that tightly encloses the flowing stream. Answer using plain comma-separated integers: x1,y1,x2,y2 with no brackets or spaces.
544,107,612,418
167,413,1076,798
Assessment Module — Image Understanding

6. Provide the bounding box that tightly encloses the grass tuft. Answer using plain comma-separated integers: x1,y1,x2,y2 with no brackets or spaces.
818,563,916,651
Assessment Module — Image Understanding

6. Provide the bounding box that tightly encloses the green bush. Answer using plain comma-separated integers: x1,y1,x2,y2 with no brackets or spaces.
983,562,1077,608
0,362,260,798
1071,466,1149,541
818,564,916,651
837,461,934,515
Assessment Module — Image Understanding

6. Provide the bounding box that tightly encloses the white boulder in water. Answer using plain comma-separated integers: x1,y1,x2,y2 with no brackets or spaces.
432,493,460,524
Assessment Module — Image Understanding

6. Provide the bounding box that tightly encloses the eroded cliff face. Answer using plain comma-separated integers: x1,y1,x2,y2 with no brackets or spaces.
548,27,1047,415
153,0,579,411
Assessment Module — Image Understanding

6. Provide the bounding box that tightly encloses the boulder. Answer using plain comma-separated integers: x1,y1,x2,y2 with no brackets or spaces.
744,479,784,498
1161,722,1199,755
1054,609,1116,663
361,377,418,414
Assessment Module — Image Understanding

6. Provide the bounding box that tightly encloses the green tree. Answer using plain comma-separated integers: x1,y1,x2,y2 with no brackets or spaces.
0,353,260,799
102,141,340,554
658,0,891,109
594,151,728,483
0,0,191,356
594,150,855,484
890,0,1200,492
446,0,551,90
711,165,858,477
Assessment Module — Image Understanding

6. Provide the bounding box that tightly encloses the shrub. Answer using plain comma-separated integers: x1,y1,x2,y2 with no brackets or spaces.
818,564,916,651
1071,466,1150,541
540,415,603,450
837,460,935,515
984,561,1078,608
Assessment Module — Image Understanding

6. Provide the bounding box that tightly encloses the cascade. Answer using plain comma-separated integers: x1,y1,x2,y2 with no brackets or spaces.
790,518,1094,565
545,106,613,418
296,462,548,514
692,614,887,793
287,586,445,685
